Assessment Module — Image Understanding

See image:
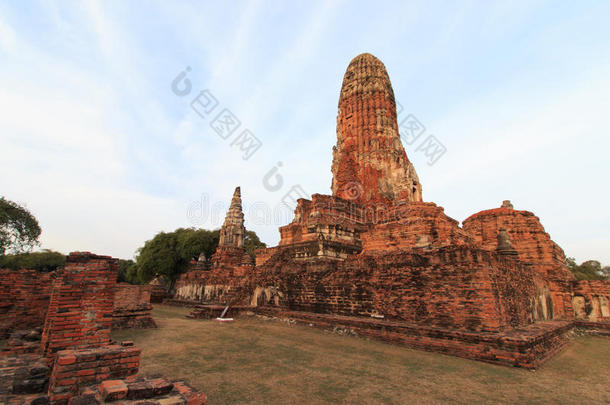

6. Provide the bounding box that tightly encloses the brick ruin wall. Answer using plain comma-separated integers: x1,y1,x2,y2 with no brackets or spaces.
41,252,119,365
360,202,475,251
47,344,141,404
173,246,253,305
1,269,158,339
250,246,544,333
1,252,208,404
0,269,54,338
174,270,245,305
112,284,157,329
571,280,610,322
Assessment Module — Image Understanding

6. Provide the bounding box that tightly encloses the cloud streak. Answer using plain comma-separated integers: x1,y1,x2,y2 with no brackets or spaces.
1,1,609,264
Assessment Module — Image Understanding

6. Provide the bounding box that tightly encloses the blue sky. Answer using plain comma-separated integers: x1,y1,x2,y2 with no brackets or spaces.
1,1,609,263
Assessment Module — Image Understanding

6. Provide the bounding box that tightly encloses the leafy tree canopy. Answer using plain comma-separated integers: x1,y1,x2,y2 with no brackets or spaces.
0,197,41,255
134,228,220,286
118,259,137,284
244,230,266,259
567,257,609,280
0,249,65,272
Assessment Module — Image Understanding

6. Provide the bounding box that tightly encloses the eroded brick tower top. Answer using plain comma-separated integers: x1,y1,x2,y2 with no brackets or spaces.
218,186,245,248
331,53,422,205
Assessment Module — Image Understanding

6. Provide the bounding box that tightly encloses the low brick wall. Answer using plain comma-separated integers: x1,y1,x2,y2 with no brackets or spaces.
254,307,573,369
48,344,140,404
0,269,54,338
112,284,157,329
574,320,610,336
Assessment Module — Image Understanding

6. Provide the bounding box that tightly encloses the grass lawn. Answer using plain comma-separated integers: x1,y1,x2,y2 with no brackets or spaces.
112,305,610,404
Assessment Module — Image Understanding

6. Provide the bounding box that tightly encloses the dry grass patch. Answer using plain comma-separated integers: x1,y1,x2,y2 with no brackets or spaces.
111,305,610,404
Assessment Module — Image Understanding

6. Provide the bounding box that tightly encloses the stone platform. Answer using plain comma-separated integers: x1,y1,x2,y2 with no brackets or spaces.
574,320,610,337
187,305,251,320
253,307,574,369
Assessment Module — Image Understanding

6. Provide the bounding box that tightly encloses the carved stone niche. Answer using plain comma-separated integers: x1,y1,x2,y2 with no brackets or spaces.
600,296,610,318
572,295,587,319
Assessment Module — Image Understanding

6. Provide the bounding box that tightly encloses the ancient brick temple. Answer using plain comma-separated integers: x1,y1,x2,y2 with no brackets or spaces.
173,53,609,367
174,187,253,304
210,186,252,275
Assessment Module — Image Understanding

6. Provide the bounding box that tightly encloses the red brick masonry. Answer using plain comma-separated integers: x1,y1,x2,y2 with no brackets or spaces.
112,284,157,329
41,253,118,365
48,345,141,403
0,269,54,338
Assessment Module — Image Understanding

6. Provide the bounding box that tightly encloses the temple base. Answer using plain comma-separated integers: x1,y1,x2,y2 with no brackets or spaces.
253,307,574,369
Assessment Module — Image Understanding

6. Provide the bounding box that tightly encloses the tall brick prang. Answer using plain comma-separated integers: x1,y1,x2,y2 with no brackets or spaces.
218,186,245,248
174,187,254,305
331,53,422,205
208,186,252,273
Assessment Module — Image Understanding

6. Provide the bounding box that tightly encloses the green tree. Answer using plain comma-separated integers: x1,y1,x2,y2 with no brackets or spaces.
0,249,65,272
567,257,609,280
118,259,137,283
135,228,220,288
0,197,41,255
244,230,266,260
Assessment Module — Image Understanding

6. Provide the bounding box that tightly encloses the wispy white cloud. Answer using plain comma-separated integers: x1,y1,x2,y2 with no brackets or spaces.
1,1,609,264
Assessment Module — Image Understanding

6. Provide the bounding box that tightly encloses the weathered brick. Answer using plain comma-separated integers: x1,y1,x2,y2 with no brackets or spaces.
99,379,127,402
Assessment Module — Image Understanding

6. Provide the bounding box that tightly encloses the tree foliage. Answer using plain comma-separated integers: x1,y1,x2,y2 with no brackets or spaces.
0,249,65,272
567,257,609,280
118,259,137,284
131,228,266,287
134,228,219,286
244,230,266,259
0,197,41,255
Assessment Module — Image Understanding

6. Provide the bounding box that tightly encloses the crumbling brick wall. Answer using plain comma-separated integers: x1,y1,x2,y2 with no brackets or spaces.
572,280,610,322
41,252,118,364
0,269,54,338
361,202,475,251
48,344,141,404
112,284,156,329
252,246,540,332
174,269,247,304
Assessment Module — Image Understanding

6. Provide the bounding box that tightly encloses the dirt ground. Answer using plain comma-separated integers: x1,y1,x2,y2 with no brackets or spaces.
111,305,610,404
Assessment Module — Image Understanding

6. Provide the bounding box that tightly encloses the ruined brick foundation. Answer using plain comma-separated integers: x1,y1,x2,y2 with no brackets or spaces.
112,284,157,329
1,252,206,405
